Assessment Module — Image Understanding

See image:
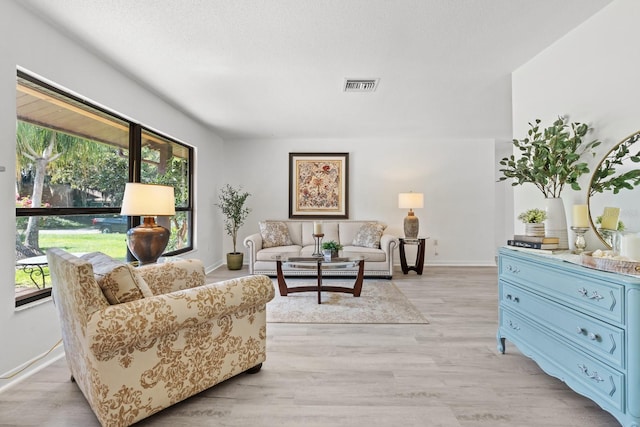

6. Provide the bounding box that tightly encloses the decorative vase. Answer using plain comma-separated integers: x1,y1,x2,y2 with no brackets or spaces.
525,223,545,237
544,198,569,249
226,252,243,270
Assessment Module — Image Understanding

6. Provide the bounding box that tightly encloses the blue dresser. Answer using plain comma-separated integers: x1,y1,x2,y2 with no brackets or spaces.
497,247,640,427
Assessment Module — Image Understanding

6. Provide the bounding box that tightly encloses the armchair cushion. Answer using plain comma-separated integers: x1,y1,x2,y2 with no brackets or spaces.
136,259,206,295
81,252,152,304
352,222,386,249
259,221,293,248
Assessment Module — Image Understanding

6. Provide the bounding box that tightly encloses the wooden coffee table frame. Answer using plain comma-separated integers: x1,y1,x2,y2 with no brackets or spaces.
275,257,365,304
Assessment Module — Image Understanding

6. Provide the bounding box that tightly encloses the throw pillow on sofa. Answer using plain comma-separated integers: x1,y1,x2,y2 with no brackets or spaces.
81,252,153,304
259,221,293,248
352,222,386,249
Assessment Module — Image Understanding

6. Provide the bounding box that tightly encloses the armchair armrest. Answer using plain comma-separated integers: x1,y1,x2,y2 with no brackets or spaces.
86,275,275,361
243,233,263,274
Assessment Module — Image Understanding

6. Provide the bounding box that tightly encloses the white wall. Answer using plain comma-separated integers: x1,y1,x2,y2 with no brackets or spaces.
1,0,510,391
223,138,498,266
512,0,639,248
0,2,224,389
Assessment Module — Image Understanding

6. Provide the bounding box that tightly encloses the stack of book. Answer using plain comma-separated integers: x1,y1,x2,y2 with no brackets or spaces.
507,235,560,250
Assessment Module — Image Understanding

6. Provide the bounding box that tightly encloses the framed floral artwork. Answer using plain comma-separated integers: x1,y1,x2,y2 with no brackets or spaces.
289,152,349,219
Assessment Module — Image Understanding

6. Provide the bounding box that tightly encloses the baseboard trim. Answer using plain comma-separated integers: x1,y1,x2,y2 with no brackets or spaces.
0,348,65,394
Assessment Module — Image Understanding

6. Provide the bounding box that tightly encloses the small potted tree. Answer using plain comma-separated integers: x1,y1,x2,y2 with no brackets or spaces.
216,184,251,270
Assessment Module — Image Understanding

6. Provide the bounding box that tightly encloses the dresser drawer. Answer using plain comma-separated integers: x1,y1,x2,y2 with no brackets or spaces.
500,281,625,369
500,252,623,324
500,309,624,412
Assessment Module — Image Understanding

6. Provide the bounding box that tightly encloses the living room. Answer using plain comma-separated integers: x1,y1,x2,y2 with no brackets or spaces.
1,0,638,425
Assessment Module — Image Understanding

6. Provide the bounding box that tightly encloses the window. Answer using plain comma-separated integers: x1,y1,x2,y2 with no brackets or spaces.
15,71,194,306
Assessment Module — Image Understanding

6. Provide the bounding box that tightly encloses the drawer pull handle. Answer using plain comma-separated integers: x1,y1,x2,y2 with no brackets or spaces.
578,364,604,383
577,287,605,301
505,294,520,303
506,264,520,274
576,328,600,341
508,320,520,331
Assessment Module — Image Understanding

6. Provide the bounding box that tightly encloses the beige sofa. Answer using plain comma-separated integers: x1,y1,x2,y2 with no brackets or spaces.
47,248,275,427
243,220,398,278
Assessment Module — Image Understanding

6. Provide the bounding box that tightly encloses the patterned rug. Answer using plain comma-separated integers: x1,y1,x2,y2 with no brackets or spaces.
266,279,429,324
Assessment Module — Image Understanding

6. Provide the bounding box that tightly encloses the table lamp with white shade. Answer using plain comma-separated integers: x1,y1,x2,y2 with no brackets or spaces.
398,192,424,239
120,183,175,265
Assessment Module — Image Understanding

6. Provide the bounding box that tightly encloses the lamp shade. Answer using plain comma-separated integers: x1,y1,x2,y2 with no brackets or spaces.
398,192,424,209
120,183,175,216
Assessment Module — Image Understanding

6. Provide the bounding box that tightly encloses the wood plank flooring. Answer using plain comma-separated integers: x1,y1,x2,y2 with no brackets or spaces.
0,266,619,426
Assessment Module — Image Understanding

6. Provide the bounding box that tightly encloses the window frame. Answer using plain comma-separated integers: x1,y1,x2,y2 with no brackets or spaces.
15,70,195,306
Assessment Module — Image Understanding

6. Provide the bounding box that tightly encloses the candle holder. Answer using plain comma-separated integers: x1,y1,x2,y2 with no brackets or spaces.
598,228,618,250
570,226,589,254
312,233,324,257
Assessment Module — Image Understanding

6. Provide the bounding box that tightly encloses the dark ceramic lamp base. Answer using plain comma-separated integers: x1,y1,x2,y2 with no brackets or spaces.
126,217,170,265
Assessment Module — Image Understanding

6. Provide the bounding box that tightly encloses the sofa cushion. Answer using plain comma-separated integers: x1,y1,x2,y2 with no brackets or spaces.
256,245,303,261
341,246,388,262
81,252,153,304
352,222,386,249
259,221,293,248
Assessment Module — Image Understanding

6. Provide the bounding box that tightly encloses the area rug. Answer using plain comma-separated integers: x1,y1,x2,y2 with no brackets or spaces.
266,280,429,324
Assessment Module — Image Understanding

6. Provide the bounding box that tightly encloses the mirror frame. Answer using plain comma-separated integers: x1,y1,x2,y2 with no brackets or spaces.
588,130,640,248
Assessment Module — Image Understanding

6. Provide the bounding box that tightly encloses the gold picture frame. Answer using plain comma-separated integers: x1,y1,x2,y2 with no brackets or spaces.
289,152,349,219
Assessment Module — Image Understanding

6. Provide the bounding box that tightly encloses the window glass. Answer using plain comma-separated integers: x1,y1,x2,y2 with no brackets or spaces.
15,214,129,297
141,129,191,251
15,72,194,306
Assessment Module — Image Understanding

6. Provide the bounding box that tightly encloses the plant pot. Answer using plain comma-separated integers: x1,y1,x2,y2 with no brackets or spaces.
525,223,545,237
226,252,243,270
545,197,569,249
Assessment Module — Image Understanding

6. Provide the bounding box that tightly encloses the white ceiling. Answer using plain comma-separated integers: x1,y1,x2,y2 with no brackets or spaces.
17,0,612,141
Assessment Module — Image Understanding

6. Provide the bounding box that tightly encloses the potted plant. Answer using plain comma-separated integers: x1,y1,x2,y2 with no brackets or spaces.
321,240,343,258
215,184,251,270
518,208,547,237
518,208,547,224
499,116,601,247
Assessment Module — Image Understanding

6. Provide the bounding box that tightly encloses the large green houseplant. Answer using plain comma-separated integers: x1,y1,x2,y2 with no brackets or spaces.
216,184,251,270
498,116,600,249
498,116,601,198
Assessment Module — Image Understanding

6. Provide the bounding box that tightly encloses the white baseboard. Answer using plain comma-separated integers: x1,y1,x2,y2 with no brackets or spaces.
0,347,65,394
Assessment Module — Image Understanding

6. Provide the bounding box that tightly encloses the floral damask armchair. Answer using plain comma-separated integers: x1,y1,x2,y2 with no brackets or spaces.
47,248,274,427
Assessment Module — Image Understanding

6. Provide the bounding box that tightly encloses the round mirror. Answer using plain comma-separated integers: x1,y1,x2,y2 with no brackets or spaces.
588,131,640,248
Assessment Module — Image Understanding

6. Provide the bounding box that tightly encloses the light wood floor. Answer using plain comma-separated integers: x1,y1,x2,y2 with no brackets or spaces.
0,266,619,426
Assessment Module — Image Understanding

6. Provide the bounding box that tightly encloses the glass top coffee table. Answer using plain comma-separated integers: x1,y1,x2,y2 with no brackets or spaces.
275,256,365,304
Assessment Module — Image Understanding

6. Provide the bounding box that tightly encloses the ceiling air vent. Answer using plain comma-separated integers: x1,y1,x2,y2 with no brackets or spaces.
344,78,379,92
